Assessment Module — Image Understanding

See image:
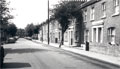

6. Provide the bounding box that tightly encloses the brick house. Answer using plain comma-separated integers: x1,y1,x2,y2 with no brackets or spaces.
49,20,61,44
38,0,120,56
39,20,62,44
82,0,120,56
38,0,86,46
41,22,48,44
64,18,84,47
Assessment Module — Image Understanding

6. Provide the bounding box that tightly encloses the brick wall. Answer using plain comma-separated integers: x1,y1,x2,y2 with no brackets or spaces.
83,0,120,56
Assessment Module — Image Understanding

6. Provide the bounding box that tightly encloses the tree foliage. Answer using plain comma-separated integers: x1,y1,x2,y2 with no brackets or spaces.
16,28,25,37
0,0,13,25
52,1,83,47
53,1,83,31
25,24,35,37
34,25,40,34
25,23,40,37
7,23,17,37
0,0,14,41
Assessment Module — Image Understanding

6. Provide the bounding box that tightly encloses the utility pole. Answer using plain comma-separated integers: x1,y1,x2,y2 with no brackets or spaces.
0,24,1,46
48,0,50,44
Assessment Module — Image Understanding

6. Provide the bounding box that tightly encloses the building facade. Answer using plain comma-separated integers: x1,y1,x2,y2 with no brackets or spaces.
64,18,84,47
82,0,120,56
49,20,61,44
38,0,120,56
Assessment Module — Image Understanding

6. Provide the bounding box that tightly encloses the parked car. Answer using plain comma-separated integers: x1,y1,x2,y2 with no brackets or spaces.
14,36,19,40
32,35,38,40
25,37,32,40
7,37,16,43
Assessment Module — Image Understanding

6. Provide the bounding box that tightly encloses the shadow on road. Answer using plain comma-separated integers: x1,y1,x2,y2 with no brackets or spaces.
4,48,51,56
2,62,31,68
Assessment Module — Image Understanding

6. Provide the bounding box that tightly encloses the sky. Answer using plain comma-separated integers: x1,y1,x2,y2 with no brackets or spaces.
7,0,61,29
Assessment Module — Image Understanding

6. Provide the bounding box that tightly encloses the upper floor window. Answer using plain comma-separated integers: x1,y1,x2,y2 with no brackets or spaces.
108,27,116,45
87,0,90,2
113,0,119,15
101,2,106,18
90,6,95,21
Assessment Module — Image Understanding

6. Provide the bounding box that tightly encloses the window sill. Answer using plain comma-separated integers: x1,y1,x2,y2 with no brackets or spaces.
112,12,120,17
83,21,87,23
90,19,94,22
101,15,106,19
108,42,115,45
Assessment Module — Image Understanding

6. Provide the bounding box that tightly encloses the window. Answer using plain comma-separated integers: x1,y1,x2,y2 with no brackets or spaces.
71,31,73,45
64,31,68,42
84,9,87,22
113,0,119,14
90,6,95,21
87,0,90,1
92,27,103,43
85,30,89,42
98,28,102,43
102,2,106,18
93,28,96,42
75,31,78,41
59,32,60,40
108,27,116,44
71,31,73,39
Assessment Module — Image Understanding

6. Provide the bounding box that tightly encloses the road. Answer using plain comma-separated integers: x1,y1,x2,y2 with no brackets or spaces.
2,38,120,69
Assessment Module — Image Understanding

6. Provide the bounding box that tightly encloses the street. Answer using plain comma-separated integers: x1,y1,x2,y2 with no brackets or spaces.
3,38,120,69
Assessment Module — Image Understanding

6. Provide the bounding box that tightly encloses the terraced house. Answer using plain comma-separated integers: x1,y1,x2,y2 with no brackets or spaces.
82,0,120,56
38,0,120,57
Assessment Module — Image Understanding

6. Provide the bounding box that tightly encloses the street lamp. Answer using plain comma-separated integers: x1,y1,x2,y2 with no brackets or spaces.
48,0,50,44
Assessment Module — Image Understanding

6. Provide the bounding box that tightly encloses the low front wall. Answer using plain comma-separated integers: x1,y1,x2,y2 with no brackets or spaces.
89,43,120,57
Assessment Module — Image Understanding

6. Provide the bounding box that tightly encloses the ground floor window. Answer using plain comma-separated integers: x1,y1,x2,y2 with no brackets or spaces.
71,31,73,45
64,31,68,42
98,28,102,43
85,30,89,42
92,27,103,43
59,32,60,41
75,31,79,41
93,28,96,42
68,31,73,45
108,27,116,45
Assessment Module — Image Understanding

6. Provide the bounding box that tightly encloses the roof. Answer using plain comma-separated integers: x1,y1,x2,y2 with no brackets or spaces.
81,0,101,8
75,0,101,11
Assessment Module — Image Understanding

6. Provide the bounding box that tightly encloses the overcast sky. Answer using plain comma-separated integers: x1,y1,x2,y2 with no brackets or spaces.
7,0,61,29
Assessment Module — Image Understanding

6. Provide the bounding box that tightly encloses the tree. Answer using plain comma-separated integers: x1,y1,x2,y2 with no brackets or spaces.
34,24,40,34
7,23,17,37
16,28,25,37
25,24,35,37
52,1,84,48
0,0,13,41
33,24,40,39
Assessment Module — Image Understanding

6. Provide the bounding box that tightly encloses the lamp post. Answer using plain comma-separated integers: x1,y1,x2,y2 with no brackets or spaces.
48,0,50,44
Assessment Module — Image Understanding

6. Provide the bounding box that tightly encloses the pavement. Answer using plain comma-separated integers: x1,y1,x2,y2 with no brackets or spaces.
32,39,120,67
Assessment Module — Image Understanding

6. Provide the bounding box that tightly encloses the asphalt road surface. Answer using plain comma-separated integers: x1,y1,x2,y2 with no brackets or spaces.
2,38,120,69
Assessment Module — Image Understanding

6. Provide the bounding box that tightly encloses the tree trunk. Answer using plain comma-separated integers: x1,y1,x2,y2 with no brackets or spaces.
59,31,64,48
